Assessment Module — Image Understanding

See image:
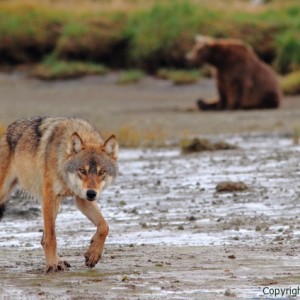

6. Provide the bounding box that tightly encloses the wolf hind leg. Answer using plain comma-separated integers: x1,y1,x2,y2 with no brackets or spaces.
0,138,17,220
0,177,17,220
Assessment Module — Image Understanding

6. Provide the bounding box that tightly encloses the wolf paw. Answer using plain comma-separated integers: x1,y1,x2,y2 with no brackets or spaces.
44,260,71,273
60,260,71,268
84,251,101,268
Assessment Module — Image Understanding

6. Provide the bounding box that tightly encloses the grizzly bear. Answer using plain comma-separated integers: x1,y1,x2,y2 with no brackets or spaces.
186,36,282,110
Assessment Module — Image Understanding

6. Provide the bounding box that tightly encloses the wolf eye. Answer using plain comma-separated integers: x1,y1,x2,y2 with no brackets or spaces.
79,168,87,175
99,170,106,176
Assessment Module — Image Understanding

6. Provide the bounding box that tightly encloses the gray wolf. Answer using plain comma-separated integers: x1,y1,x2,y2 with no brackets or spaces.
0,117,118,273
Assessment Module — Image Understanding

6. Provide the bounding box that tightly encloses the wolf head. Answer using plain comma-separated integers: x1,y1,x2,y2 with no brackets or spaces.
186,35,214,65
64,132,118,201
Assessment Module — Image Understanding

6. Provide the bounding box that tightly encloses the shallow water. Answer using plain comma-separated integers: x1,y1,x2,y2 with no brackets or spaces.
1,134,300,299
1,134,300,249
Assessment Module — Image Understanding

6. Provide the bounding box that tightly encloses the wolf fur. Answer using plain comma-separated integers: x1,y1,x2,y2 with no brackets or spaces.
0,117,118,273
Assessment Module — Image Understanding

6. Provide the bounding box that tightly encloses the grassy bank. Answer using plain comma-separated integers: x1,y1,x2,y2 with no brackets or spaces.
31,54,108,80
0,0,299,81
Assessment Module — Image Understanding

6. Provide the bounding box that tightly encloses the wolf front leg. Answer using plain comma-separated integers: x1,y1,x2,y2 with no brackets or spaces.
76,197,109,268
42,182,70,273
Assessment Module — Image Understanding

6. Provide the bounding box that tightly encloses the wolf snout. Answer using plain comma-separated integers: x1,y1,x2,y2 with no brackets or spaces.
86,190,97,201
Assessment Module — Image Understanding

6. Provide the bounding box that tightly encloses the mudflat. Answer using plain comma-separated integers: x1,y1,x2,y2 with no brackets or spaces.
0,73,300,299
0,72,300,135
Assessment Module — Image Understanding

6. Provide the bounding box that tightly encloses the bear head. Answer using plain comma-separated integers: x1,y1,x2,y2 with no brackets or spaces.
186,35,214,65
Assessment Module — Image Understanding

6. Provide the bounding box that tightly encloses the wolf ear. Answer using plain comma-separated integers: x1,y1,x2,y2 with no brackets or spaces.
68,132,84,154
103,135,118,160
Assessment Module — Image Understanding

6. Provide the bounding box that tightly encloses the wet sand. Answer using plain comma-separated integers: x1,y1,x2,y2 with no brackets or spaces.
0,73,300,299
0,72,300,136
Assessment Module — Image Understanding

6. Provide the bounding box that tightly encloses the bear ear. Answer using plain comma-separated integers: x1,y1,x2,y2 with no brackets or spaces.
68,132,85,154
195,35,214,44
103,135,118,160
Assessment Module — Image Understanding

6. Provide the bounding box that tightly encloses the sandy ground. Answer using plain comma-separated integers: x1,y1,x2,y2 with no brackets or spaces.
0,72,300,136
1,73,300,299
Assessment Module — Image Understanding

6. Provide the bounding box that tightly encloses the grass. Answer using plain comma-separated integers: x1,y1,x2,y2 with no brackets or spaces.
275,30,300,73
292,127,300,145
117,69,144,84
0,0,300,84
180,137,238,154
0,1,128,65
125,1,201,70
0,122,5,137
280,71,300,95
156,69,201,85
115,124,168,147
31,55,108,80
55,14,127,63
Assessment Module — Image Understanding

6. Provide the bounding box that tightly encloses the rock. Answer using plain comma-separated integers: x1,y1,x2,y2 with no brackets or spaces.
216,181,248,193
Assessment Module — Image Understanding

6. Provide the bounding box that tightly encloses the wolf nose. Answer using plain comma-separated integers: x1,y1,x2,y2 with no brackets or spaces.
86,190,97,201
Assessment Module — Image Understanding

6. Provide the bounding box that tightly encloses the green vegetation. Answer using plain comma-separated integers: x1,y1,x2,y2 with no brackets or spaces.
55,14,127,64
31,55,108,80
293,126,300,145
117,69,144,84
280,71,300,95
0,0,299,92
275,30,300,73
157,69,201,85
125,1,200,70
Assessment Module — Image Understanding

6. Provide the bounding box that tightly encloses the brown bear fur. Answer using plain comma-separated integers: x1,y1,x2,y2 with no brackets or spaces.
186,36,282,110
